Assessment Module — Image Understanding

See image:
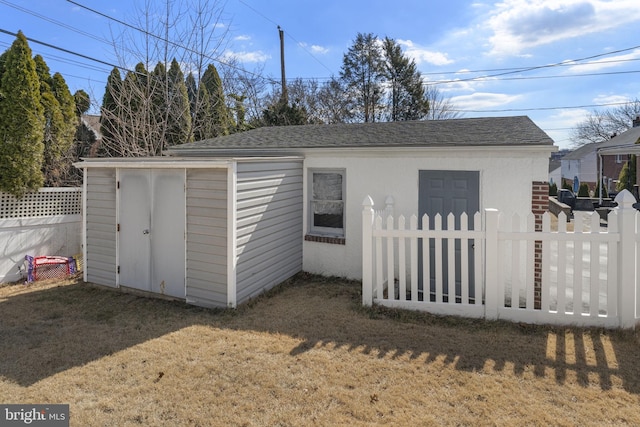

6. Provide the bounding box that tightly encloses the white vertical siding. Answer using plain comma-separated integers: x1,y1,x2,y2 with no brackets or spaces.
85,168,117,286
235,160,303,304
185,169,228,308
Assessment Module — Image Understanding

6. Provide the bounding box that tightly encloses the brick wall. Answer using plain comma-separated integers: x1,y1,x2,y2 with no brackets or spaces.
532,181,549,310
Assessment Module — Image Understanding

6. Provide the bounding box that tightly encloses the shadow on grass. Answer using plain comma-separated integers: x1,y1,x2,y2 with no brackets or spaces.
1,274,639,394
0,279,216,386
228,274,640,395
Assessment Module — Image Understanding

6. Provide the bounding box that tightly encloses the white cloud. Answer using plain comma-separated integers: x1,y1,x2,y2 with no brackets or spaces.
449,92,522,110
310,45,329,55
486,0,640,56
234,35,251,42
592,94,633,105
223,50,270,63
397,39,454,66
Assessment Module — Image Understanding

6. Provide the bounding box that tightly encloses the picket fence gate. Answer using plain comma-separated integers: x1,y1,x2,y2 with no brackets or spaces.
361,190,640,329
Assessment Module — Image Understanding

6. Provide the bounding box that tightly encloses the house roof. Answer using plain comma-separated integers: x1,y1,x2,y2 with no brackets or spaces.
81,114,102,140
167,116,554,155
561,142,598,161
596,126,640,155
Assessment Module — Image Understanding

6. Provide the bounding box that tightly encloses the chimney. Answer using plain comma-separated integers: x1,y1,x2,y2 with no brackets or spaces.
633,115,640,128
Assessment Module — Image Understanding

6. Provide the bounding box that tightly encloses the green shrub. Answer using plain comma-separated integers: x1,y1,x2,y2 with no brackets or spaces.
549,182,558,196
594,180,608,198
578,183,590,197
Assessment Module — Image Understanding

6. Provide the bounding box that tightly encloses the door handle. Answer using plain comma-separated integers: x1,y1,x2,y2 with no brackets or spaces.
142,229,150,235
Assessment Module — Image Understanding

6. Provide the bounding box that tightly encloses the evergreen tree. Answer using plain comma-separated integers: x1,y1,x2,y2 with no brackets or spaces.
150,61,168,148
617,155,637,192
201,63,232,137
339,32,384,123
166,59,192,146
186,72,197,118
193,84,213,141
261,99,308,126
0,31,45,196
33,55,76,186
51,72,78,185
74,89,90,118
100,67,123,157
229,93,248,132
382,37,429,121
121,63,150,155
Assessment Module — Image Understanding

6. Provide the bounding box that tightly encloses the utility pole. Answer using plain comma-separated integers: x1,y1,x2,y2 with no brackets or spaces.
278,25,288,104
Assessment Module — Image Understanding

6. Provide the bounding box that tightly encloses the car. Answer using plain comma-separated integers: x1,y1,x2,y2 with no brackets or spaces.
557,188,576,209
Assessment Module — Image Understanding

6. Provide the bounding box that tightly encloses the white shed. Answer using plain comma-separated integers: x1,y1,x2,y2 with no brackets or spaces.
75,157,303,308
168,116,556,280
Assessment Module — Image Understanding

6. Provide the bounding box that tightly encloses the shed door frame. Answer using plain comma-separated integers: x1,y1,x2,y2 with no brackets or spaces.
117,168,186,298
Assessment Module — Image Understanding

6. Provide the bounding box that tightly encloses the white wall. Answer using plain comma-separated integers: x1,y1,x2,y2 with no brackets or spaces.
0,215,82,283
561,152,598,185
302,147,551,280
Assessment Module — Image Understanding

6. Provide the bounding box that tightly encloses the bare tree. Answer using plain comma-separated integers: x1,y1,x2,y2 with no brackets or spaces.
99,0,231,156
570,99,640,146
424,85,461,120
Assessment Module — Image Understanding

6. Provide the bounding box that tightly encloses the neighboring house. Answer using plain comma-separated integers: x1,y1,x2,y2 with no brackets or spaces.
596,117,640,193
549,159,561,188
78,114,102,156
560,142,598,191
76,116,555,308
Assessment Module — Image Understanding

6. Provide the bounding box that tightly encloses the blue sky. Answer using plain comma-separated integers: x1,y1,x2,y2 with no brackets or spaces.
1,0,640,149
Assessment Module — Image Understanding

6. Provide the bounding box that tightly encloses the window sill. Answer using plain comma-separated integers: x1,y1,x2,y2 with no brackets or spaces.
304,234,345,245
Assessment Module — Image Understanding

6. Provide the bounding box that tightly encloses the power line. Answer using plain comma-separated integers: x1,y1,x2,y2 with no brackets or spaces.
421,57,640,77
0,28,130,72
65,0,276,83
431,44,640,85
451,101,635,114
0,0,111,46
236,0,335,75
431,69,640,85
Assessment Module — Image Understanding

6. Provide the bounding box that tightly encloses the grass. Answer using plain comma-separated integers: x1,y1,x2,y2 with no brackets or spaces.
1,273,640,426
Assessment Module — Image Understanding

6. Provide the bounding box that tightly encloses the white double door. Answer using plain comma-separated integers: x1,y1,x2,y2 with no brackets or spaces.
118,169,185,298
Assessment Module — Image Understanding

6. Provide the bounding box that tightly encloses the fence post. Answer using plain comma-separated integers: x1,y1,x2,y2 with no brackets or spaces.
615,190,637,328
362,196,375,307
384,195,395,219
484,208,500,320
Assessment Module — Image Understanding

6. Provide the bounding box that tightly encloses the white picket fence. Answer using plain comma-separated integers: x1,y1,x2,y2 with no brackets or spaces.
362,190,640,329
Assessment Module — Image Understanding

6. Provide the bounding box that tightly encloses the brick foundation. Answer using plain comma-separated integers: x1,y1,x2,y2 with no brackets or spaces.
532,181,549,310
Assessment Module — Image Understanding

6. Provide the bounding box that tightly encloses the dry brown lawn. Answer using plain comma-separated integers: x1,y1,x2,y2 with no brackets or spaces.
1,274,639,426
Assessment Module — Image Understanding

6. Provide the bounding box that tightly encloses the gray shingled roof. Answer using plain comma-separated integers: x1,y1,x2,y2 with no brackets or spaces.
562,142,598,160
168,116,554,154
596,126,640,154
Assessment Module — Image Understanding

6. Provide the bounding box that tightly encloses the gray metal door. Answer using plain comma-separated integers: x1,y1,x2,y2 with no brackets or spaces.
119,169,185,298
418,170,479,302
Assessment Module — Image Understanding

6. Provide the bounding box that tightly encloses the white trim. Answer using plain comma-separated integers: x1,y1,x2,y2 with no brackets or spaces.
182,168,188,300
226,161,238,308
115,168,121,288
169,145,556,158
73,156,303,170
82,168,88,282
308,168,346,238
